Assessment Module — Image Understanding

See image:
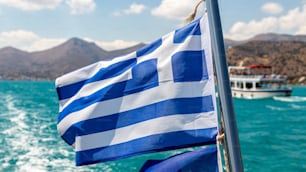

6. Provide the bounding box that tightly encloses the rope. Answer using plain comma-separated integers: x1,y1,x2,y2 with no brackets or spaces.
185,0,205,23
217,99,231,172
218,130,230,172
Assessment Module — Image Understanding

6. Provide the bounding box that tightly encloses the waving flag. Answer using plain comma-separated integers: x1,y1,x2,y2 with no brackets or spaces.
140,146,218,172
55,14,217,166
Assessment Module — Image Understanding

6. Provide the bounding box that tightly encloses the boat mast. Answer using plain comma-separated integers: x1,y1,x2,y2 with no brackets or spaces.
206,0,244,171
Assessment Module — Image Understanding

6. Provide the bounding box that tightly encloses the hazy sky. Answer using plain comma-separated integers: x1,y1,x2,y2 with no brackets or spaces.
0,0,305,51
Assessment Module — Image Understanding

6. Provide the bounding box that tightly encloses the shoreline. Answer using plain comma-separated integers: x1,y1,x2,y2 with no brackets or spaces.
1,79,306,86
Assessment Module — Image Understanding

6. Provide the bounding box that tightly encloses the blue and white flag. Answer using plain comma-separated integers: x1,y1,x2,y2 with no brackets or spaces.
56,14,217,166
139,146,218,172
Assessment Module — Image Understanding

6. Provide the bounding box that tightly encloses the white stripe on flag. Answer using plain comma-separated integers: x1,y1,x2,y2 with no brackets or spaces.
55,52,136,87
75,111,217,151
59,69,133,110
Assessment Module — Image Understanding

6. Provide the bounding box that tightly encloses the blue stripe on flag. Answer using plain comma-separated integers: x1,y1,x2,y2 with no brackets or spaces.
136,38,162,57
56,80,86,101
172,50,208,82
140,146,218,172
173,18,201,43
75,128,217,166
61,96,214,145
58,59,158,122
56,58,137,100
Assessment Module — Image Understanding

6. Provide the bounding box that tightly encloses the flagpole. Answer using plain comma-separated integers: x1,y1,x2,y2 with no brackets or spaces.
206,0,244,172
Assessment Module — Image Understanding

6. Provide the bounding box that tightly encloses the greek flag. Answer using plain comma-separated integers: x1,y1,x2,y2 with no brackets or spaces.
56,14,217,166
140,146,218,172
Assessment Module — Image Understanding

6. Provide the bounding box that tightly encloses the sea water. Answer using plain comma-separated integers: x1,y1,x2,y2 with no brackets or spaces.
0,81,305,172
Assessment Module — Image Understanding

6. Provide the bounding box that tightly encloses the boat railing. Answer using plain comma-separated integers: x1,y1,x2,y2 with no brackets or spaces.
230,74,264,79
230,74,287,80
259,83,291,89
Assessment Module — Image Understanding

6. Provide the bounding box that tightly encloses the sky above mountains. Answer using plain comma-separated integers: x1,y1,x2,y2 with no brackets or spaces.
0,0,305,52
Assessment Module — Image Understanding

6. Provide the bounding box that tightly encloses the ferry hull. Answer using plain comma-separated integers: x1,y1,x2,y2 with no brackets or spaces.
231,89,292,99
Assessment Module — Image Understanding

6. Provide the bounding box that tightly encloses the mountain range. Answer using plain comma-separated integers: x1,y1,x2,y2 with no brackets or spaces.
0,38,145,80
0,33,306,84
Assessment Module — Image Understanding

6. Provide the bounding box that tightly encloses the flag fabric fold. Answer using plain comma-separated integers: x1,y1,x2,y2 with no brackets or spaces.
55,14,217,166
139,145,218,172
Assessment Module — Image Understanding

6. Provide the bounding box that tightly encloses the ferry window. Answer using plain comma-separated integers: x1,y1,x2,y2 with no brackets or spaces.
239,82,243,89
256,83,261,88
246,82,252,89
230,82,235,87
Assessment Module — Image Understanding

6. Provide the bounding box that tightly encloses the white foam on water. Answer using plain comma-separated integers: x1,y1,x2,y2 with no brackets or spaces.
273,96,306,102
59,149,71,157
265,105,289,111
3,95,27,135
15,144,75,172
1,156,13,168
1,89,108,171
2,162,10,168
290,104,306,110
4,95,28,129
0,94,65,171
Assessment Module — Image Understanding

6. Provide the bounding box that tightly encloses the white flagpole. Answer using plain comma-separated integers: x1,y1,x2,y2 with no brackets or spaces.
206,0,244,171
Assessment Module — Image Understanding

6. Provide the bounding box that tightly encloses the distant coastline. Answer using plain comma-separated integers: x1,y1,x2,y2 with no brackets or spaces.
0,33,306,85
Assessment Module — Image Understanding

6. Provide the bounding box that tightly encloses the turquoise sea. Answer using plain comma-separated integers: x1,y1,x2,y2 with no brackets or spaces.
0,81,305,172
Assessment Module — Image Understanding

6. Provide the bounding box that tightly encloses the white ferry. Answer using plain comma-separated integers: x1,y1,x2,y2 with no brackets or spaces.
229,65,292,99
